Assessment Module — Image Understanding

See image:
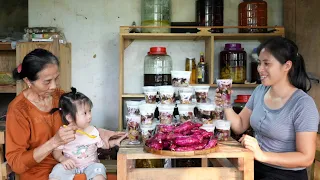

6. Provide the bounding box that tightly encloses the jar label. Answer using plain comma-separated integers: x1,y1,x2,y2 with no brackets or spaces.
197,67,203,78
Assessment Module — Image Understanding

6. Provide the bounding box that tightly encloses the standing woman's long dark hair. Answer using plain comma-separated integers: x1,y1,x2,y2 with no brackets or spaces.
257,37,311,92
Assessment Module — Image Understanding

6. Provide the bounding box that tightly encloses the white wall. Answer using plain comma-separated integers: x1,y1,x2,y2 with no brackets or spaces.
29,0,283,130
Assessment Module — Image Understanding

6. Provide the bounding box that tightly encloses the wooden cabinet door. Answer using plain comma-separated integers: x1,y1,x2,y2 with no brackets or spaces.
16,41,71,94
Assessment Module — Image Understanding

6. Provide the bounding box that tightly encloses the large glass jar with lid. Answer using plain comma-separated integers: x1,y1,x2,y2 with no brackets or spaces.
220,43,247,84
144,47,172,86
141,0,171,33
238,0,267,33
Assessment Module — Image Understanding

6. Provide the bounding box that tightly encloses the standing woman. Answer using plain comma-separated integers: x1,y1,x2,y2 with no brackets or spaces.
216,37,319,180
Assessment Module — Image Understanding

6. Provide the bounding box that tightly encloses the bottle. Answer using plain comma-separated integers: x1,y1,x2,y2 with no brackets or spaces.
129,21,140,33
185,57,197,84
197,52,208,84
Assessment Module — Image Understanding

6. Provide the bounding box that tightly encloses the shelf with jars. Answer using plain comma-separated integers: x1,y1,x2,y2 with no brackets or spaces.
118,26,285,130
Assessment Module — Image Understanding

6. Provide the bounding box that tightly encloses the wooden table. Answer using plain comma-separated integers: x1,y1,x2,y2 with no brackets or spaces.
117,139,254,180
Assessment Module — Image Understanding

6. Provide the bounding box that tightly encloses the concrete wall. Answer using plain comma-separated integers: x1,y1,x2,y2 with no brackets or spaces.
29,0,283,130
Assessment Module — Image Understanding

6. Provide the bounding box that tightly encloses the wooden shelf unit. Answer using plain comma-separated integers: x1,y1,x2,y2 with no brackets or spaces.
0,42,15,51
0,40,72,94
118,26,285,130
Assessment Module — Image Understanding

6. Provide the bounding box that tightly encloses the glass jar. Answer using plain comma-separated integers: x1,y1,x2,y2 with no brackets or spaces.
238,0,268,33
196,0,224,33
220,43,247,84
141,0,171,33
144,47,172,86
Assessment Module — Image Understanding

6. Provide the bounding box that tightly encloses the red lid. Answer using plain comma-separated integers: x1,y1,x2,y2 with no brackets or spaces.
149,47,167,55
234,95,251,103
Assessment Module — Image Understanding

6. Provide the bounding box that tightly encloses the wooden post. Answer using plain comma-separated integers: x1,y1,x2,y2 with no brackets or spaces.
243,154,254,180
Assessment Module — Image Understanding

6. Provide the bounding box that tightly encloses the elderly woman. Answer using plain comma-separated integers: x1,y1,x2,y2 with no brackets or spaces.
5,49,126,180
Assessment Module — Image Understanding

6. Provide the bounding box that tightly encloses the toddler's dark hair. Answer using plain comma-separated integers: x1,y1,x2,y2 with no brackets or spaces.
51,87,93,124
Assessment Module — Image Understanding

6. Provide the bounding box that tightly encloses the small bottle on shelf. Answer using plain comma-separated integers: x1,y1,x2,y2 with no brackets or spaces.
197,52,208,84
185,57,197,84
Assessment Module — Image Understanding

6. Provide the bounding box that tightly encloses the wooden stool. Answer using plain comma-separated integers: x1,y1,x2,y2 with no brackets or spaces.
73,173,116,180
74,174,86,180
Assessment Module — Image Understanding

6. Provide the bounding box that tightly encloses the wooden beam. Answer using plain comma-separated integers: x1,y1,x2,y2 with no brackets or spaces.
129,167,242,180
283,0,296,41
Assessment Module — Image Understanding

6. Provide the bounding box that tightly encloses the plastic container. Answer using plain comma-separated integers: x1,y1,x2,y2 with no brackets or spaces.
216,79,232,108
140,125,156,142
171,71,192,87
178,87,194,104
126,101,141,116
215,120,230,141
159,86,175,104
158,104,175,124
139,103,157,125
142,86,159,104
126,115,141,145
144,47,172,86
177,104,196,122
197,103,215,124
238,0,268,33
194,86,210,103
200,124,215,132
220,43,247,84
196,0,224,33
141,0,171,33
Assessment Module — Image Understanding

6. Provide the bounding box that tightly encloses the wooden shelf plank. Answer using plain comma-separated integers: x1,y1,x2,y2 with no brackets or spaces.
121,84,258,98
0,85,16,93
120,26,285,41
0,42,15,51
191,84,259,88
120,32,284,41
121,33,211,40
213,32,284,40
122,94,145,98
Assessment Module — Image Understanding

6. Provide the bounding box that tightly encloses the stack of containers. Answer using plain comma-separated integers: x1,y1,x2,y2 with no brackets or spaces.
171,70,198,124
158,86,176,125
194,85,216,132
140,86,158,143
126,101,142,145
214,79,233,141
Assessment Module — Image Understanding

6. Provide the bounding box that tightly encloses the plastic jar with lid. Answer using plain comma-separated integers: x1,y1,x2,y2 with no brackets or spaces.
215,120,231,141
141,0,171,33
220,43,247,84
144,47,172,86
238,0,267,33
